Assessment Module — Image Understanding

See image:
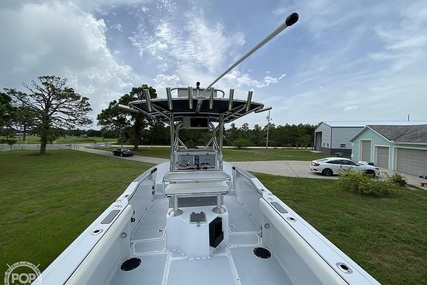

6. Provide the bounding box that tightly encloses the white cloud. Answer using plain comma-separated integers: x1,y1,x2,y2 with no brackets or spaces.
127,4,250,88
115,23,123,32
344,105,359,112
146,41,168,59
0,1,143,125
267,0,427,124
154,74,180,90
2,0,427,128
223,71,286,89
370,3,427,76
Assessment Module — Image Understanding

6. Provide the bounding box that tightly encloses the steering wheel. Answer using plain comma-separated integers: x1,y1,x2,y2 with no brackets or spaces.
200,163,212,170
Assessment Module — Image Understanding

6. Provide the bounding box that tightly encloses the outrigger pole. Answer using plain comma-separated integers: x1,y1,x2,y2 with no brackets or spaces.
203,12,299,93
195,12,299,111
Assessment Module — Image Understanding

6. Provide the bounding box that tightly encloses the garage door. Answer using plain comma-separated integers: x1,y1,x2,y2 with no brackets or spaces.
376,147,389,168
360,140,371,162
396,148,427,176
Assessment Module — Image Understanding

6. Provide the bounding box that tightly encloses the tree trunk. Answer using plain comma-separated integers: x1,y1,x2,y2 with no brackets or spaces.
39,120,49,155
39,137,47,155
23,125,27,141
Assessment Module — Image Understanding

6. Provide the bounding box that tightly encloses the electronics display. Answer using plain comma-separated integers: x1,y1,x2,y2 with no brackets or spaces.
175,151,217,170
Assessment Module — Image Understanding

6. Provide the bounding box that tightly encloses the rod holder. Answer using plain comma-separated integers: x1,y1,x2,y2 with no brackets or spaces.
209,88,214,109
144,89,152,112
245,91,253,112
228,89,234,111
188,87,193,109
166,87,173,110
255,106,272,113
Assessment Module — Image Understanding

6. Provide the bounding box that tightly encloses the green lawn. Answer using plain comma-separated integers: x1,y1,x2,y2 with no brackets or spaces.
255,173,427,285
0,150,150,275
132,146,327,161
0,150,426,285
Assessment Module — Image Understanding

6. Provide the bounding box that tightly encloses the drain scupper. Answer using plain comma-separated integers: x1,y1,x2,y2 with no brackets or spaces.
121,257,141,271
253,247,271,259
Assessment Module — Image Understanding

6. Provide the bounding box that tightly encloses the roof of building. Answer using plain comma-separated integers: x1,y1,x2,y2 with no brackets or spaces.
350,124,427,144
367,124,427,144
320,121,427,128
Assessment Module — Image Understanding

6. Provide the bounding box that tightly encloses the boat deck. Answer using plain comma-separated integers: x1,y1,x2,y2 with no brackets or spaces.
109,195,295,285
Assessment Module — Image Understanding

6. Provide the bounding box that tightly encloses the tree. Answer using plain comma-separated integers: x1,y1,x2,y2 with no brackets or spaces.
250,124,264,146
0,92,16,135
142,121,169,145
97,85,157,150
14,104,36,142
97,99,128,142
225,123,240,146
122,86,157,150
4,75,92,154
239,123,250,138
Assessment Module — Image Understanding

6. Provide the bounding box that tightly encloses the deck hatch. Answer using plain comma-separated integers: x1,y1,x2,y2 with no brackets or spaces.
190,211,206,223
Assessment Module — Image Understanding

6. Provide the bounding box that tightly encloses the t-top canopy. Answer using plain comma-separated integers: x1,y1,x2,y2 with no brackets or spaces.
122,87,269,124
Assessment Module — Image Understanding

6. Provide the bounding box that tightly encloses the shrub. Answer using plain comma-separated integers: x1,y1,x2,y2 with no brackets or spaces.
337,168,394,197
233,138,250,149
386,172,407,187
185,140,197,148
0,138,17,145
0,138,17,151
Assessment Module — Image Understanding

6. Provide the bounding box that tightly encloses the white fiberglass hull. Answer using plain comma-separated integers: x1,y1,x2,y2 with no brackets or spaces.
34,161,380,285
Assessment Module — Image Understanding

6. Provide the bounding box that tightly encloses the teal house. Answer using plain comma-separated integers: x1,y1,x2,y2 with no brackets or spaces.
350,125,427,176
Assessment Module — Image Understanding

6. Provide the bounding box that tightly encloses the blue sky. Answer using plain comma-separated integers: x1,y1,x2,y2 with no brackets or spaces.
1,0,426,128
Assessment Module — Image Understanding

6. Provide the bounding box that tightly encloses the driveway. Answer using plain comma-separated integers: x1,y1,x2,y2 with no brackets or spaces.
231,160,336,179
79,147,332,179
78,146,168,165
78,146,426,188
233,160,426,188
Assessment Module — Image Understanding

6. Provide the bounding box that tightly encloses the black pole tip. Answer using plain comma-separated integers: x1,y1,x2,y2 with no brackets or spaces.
285,12,299,27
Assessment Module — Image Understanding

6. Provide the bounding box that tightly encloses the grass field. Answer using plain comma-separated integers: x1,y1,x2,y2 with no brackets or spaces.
0,150,426,284
0,150,150,276
131,146,328,161
255,173,427,284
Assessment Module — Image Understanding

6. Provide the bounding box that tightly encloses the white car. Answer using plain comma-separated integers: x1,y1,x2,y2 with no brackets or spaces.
310,157,380,177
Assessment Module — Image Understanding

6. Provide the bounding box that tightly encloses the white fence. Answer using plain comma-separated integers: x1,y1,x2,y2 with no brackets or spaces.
0,142,113,152
0,143,74,152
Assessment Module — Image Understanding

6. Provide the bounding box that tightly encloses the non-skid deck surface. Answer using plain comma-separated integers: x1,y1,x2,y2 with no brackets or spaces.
167,255,235,285
110,248,293,285
110,195,294,285
110,254,168,284
132,198,169,240
230,247,293,285
131,195,259,242
223,195,260,233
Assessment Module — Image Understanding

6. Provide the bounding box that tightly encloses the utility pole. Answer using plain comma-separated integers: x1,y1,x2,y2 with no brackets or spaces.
266,110,271,148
